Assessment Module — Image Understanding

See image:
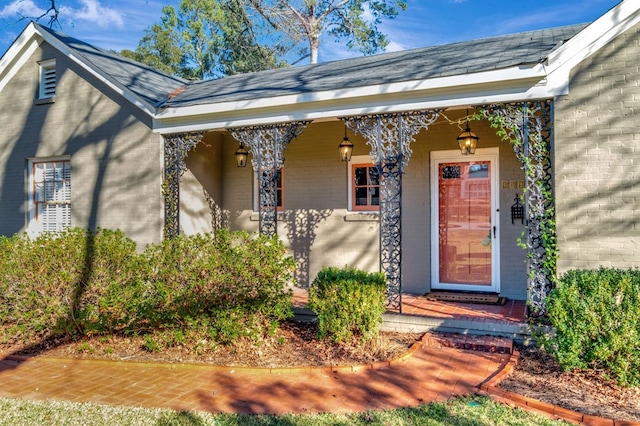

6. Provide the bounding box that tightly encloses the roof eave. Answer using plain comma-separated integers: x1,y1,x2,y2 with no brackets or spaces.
546,0,640,93
153,64,551,133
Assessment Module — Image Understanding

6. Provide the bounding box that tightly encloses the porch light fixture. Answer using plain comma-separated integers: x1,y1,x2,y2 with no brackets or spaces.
457,113,479,155
235,143,249,167
339,126,354,161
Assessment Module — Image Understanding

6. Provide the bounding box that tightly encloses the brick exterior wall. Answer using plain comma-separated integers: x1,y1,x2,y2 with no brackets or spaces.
0,42,163,248
185,118,528,298
555,22,640,273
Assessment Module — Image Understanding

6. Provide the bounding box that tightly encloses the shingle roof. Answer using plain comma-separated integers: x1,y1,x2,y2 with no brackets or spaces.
162,23,588,109
37,22,587,111
36,23,187,107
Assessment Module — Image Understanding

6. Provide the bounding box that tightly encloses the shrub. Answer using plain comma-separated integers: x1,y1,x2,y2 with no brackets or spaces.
0,228,145,340
307,266,387,344
0,228,296,347
142,230,295,342
541,267,640,387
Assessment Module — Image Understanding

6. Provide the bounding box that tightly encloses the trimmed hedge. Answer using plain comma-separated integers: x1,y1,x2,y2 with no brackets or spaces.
307,266,387,344
541,267,640,387
0,228,295,346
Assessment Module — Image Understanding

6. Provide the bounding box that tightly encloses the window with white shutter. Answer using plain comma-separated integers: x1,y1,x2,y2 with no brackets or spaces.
28,159,71,234
38,59,56,99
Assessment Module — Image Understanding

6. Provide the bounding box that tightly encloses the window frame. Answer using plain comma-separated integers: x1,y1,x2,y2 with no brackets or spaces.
26,157,71,236
348,155,380,212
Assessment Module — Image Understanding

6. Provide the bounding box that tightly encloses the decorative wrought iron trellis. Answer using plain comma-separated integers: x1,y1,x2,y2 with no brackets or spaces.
203,188,228,231
342,111,440,311
229,122,310,237
480,100,556,315
163,132,204,238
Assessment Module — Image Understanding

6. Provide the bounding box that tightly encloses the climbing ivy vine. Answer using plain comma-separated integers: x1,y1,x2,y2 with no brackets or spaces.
476,101,558,316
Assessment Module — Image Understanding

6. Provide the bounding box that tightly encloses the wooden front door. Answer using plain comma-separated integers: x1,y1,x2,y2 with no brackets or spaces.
431,149,500,292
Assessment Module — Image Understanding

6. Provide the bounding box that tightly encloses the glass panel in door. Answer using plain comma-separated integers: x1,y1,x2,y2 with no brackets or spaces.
438,161,492,286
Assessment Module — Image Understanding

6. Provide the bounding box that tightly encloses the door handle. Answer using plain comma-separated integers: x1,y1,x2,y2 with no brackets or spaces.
493,226,496,238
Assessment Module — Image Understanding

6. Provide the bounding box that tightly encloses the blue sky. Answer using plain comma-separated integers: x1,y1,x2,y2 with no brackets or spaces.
0,0,622,63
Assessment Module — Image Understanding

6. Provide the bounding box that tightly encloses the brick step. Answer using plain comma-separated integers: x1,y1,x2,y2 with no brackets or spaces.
423,332,513,354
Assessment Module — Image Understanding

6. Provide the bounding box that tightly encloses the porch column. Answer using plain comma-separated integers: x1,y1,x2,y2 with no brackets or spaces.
229,122,310,237
342,111,440,311
481,100,555,316
163,132,205,238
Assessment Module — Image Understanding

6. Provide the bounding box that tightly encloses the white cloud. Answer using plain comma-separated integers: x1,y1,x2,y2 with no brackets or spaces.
61,0,124,28
0,0,123,29
0,0,46,18
384,40,406,53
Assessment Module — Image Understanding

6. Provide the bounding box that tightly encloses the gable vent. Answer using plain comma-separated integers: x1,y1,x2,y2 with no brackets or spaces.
38,59,56,99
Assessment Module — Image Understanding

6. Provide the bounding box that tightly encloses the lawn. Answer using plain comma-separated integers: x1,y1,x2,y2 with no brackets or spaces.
0,395,568,425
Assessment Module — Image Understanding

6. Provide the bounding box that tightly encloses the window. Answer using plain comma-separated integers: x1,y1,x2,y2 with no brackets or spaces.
349,156,379,211
38,59,56,100
28,159,71,234
253,168,284,211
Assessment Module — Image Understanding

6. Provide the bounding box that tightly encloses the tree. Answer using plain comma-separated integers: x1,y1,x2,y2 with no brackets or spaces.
3,0,61,28
123,0,291,80
247,0,407,64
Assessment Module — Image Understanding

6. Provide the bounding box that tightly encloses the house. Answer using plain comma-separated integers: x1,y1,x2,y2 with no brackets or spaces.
0,1,638,314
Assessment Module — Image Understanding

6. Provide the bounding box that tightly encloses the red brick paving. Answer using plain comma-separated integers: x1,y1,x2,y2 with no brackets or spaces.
0,290,526,416
0,345,510,414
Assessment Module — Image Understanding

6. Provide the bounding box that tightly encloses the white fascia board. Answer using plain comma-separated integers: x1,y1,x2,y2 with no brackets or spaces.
154,75,552,134
546,0,640,94
0,24,40,92
31,25,157,116
156,64,547,122
0,39,40,93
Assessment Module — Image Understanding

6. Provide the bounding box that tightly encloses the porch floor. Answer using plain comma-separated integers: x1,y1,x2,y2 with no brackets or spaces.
292,287,532,343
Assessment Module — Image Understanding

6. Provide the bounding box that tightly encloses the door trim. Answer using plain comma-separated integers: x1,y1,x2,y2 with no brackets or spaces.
430,148,500,293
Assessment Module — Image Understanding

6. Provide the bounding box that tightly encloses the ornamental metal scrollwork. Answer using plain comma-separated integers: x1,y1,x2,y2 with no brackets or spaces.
163,132,205,239
203,188,229,231
342,111,440,311
229,122,310,237
480,100,556,316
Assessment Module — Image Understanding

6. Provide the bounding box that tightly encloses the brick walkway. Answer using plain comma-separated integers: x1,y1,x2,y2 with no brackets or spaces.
0,342,510,415
0,292,522,415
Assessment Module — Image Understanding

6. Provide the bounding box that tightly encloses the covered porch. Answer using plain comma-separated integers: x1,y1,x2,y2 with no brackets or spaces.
162,101,554,316
155,20,573,318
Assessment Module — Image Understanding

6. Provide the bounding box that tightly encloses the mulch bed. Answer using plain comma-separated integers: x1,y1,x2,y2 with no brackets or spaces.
499,345,640,422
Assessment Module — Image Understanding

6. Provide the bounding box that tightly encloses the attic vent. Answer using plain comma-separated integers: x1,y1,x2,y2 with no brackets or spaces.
38,59,56,99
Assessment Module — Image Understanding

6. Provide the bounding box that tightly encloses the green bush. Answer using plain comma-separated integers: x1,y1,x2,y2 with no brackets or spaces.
541,267,640,387
0,228,296,346
142,230,295,342
0,228,144,339
307,266,387,344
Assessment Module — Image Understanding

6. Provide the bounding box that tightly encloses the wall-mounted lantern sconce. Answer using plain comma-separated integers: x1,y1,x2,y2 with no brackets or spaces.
235,143,249,167
457,112,479,155
339,126,354,161
511,194,525,224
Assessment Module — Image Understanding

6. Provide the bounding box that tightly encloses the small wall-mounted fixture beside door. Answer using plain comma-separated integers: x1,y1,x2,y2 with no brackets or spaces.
511,195,524,224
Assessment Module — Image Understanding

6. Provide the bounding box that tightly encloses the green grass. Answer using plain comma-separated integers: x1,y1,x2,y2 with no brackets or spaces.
0,395,567,425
